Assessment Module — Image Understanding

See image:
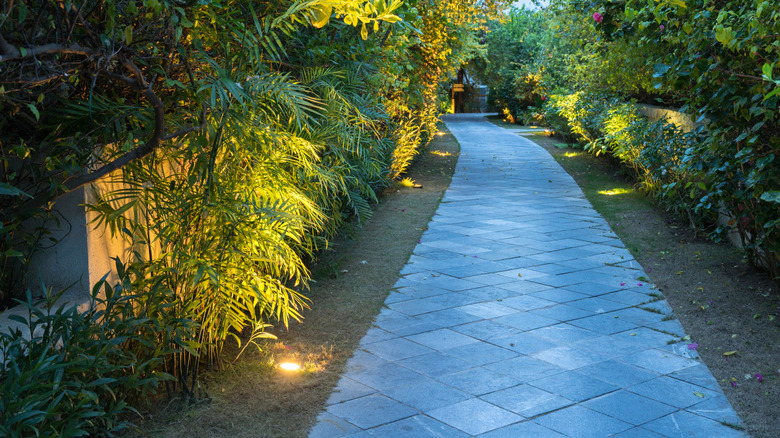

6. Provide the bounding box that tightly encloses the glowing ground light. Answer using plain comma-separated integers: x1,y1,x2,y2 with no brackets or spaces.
598,188,634,196
279,362,300,371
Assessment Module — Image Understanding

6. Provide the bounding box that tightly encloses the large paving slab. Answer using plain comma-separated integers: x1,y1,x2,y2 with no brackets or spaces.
309,114,746,437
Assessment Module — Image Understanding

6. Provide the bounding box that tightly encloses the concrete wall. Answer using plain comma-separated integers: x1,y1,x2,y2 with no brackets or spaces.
637,104,698,132
1,181,130,335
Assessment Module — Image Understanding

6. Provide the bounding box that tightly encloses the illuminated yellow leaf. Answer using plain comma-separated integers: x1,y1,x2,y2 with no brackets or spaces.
311,4,332,28
723,350,738,356
124,25,133,44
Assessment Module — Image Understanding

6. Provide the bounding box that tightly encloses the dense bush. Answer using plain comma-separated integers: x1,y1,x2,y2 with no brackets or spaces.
0,271,187,437
469,7,547,121
0,0,511,433
508,0,779,278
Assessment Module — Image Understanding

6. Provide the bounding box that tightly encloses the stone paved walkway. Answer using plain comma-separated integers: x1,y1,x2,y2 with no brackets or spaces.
309,114,746,437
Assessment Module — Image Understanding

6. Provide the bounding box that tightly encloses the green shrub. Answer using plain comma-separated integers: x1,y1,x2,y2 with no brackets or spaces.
543,92,716,232
0,272,184,437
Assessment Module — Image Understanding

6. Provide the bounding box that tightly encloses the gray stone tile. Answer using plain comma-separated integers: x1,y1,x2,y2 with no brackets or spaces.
437,366,523,396
414,308,482,327
648,318,686,337
574,334,647,358
310,411,362,437
611,327,679,348
462,273,518,286
359,328,397,346
397,351,475,377
669,365,723,391
461,286,519,301
686,395,743,425
451,320,520,341
642,411,748,437
385,291,413,304
500,295,555,311
326,377,377,405
528,323,601,343
395,284,451,299
529,303,595,321
382,378,471,411
427,398,523,435
387,298,449,316
326,395,417,429
600,290,654,306
384,320,443,337
485,355,565,382
363,337,433,361
525,263,583,275
577,359,660,388
531,345,611,370
488,331,559,355
534,405,633,437
493,312,558,331
350,362,429,392
478,421,566,437
529,370,618,402
568,297,629,313
628,376,721,409
495,280,553,294
457,301,519,319
568,313,639,335
530,288,590,304
344,350,388,374
420,275,484,292
495,256,550,270
582,390,677,425
528,275,582,287
620,349,700,374
609,427,666,437
407,328,478,350
425,292,485,309
641,299,674,315
363,415,470,437
481,384,574,418
498,267,548,280
611,307,667,326
563,281,622,296
442,341,520,366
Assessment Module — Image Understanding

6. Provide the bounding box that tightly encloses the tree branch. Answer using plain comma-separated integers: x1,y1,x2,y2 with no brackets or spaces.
5,60,163,221
0,38,98,63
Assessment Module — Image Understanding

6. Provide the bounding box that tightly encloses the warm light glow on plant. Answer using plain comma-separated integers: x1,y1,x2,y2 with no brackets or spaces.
399,178,416,187
431,150,453,157
598,188,634,196
279,362,301,371
564,152,581,158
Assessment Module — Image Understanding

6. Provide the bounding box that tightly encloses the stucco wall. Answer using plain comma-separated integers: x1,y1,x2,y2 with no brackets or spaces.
2,182,130,335
637,104,698,132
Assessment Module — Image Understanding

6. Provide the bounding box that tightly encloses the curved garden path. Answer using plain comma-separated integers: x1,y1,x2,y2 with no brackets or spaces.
309,114,746,437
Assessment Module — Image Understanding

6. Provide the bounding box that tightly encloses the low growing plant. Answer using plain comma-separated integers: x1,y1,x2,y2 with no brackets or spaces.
0,270,187,437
